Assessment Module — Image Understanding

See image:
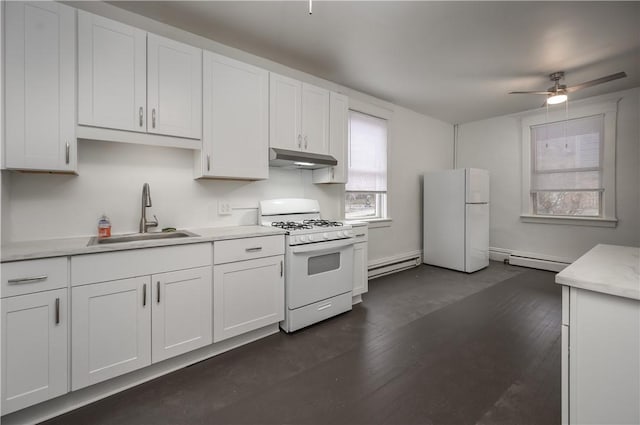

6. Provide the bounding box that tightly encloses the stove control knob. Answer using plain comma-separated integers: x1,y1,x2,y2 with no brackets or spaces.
323,233,329,240
344,230,354,238
337,231,344,238
291,236,299,244
308,235,315,242
300,235,309,243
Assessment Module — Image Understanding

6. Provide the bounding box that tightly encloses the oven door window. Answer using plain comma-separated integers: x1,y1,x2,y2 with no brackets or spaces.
308,252,341,276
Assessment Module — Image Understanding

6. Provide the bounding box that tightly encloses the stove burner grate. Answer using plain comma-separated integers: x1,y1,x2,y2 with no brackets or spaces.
302,219,344,228
271,221,313,231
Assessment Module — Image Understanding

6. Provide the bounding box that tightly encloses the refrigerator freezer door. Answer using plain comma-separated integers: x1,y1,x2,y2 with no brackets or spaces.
423,170,466,271
466,168,490,204
465,203,490,272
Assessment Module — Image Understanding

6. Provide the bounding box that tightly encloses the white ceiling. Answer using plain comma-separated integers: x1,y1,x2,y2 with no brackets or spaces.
110,1,640,124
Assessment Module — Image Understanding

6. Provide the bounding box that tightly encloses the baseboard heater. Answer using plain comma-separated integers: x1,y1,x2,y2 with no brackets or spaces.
507,254,569,272
368,254,421,280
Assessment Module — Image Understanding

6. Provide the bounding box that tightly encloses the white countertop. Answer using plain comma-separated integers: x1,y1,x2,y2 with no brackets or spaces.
556,244,640,301
1,225,286,262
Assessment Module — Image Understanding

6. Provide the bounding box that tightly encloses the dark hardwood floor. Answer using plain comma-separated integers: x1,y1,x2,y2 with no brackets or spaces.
43,262,561,425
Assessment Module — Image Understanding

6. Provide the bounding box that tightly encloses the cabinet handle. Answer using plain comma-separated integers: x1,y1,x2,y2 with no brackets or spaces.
157,281,160,303
55,298,60,325
331,168,335,180
207,154,211,171
7,275,47,284
143,284,147,307
355,233,366,237
317,302,332,311
297,134,302,148
65,142,70,164
152,109,156,128
245,247,262,253
280,260,283,277
304,135,308,149
139,106,144,127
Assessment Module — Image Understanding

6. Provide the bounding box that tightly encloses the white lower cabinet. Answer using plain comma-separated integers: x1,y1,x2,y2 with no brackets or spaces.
351,223,369,298
71,277,151,391
70,244,213,391
1,289,68,415
213,256,284,342
151,267,212,362
562,285,640,425
213,236,285,343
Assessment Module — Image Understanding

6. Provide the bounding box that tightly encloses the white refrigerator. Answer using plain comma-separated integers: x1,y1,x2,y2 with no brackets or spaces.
423,168,490,273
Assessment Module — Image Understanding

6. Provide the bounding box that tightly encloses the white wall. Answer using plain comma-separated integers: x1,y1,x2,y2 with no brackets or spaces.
367,106,454,263
1,141,342,242
456,88,640,261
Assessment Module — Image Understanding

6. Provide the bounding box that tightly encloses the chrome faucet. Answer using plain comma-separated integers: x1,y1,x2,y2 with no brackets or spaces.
139,183,158,233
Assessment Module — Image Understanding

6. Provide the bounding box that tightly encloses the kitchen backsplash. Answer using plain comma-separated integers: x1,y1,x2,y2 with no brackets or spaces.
1,140,342,243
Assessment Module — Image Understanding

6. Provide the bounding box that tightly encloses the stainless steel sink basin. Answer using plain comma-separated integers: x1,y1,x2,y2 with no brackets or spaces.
88,230,199,246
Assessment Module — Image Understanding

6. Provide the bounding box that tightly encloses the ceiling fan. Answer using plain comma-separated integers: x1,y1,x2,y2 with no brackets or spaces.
510,71,627,105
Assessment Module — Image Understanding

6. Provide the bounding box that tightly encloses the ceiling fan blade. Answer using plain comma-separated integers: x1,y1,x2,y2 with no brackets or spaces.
565,72,627,93
509,91,553,95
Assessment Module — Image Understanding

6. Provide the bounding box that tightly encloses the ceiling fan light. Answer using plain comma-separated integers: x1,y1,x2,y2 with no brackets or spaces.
547,94,568,105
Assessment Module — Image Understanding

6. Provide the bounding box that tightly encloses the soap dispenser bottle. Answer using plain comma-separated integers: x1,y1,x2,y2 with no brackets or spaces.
98,214,112,238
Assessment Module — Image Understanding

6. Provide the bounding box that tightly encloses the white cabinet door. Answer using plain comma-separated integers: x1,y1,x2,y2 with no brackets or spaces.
71,277,151,390
301,83,330,154
1,289,68,415
213,256,284,342
151,267,212,363
147,33,202,139
313,92,348,183
78,11,146,133
199,51,268,180
4,1,76,172
269,73,302,151
353,242,368,297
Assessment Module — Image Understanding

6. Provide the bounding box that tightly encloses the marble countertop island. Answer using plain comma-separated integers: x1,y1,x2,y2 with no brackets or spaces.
1,225,286,262
555,244,640,301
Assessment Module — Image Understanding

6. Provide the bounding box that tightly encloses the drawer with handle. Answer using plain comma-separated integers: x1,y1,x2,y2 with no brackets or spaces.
1,257,68,298
351,224,368,243
214,235,284,265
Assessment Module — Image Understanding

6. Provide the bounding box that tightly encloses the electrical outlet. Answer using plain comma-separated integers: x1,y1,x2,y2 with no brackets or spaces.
218,200,232,215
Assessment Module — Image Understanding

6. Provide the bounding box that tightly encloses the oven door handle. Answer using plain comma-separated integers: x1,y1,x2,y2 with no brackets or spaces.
291,238,355,254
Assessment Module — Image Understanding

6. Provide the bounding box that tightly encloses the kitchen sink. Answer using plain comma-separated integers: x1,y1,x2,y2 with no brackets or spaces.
87,230,199,246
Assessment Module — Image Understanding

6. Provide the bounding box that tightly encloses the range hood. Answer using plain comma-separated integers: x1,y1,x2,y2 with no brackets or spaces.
269,148,337,169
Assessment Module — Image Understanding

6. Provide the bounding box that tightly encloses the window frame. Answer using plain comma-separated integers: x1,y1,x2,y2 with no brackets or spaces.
345,98,392,226
530,114,604,217
520,99,619,227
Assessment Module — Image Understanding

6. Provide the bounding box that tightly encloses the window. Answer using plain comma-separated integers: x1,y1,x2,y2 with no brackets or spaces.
345,110,388,220
521,99,618,227
531,115,603,217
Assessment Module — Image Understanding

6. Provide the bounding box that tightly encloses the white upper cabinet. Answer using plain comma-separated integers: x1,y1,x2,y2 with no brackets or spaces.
269,73,330,154
269,73,302,151
301,83,330,154
78,11,146,133
313,92,349,184
147,34,202,139
3,1,77,172
77,12,202,143
197,51,269,180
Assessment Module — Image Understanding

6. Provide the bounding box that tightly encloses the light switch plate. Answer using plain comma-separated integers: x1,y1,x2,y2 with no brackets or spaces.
218,200,232,215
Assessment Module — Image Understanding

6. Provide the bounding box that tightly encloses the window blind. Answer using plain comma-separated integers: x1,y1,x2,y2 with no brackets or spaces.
531,115,603,192
346,111,387,193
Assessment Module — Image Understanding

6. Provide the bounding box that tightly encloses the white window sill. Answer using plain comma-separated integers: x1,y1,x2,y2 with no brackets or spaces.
346,218,392,229
520,214,618,228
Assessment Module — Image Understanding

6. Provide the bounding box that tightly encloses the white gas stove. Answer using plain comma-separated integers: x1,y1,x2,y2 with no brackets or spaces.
259,199,355,332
